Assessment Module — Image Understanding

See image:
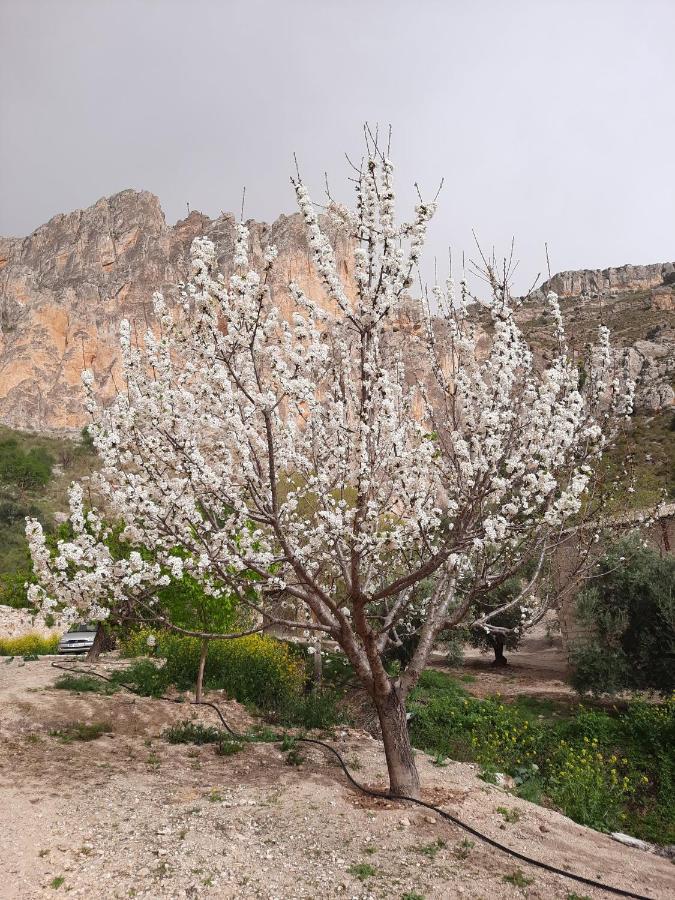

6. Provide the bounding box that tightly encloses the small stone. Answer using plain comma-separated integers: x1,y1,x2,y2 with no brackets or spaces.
610,832,654,853
539,824,550,833
398,817,411,827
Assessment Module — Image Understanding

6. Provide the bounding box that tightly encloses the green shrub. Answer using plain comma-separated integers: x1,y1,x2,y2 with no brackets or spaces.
110,659,171,698
120,629,305,709
276,688,345,729
0,633,59,656
570,539,675,696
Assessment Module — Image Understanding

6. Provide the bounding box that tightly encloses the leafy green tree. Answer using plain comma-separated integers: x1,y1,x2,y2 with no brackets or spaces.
155,570,240,701
571,539,675,696
468,578,524,666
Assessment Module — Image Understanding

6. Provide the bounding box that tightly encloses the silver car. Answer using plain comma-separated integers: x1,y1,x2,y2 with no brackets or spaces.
57,623,98,654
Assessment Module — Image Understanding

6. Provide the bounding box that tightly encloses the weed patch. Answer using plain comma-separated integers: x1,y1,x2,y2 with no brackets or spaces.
409,669,675,843
49,722,112,742
502,869,534,888
54,673,119,695
348,863,376,881
0,634,59,656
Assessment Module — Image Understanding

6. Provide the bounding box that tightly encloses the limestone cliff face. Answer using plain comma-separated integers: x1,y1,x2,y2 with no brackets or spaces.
540,262,675,299
0,190,673,432
0,191,350,432
529,261,675,412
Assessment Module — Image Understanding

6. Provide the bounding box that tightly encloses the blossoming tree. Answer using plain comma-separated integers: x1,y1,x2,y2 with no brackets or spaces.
27,138,632,797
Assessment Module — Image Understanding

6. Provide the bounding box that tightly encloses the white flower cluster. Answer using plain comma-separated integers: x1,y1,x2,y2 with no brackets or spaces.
26,144,631,691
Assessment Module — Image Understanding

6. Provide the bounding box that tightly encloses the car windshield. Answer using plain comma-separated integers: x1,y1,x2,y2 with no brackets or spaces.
67,623,98,634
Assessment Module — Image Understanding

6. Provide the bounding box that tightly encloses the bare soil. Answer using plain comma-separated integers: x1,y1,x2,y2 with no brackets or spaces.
440,626,577,704
0,656,672,900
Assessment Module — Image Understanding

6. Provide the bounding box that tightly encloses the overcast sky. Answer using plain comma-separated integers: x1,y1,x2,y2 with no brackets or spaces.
1,0,673,292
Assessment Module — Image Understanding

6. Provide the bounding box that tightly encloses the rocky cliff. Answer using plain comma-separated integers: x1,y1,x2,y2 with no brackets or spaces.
0,191,673,432
525,262,674,412
540,261,675,299
0,191,352,431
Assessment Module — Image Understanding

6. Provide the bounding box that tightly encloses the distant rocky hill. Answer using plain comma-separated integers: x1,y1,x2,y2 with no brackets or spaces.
0,190,673,432
539,262,675,299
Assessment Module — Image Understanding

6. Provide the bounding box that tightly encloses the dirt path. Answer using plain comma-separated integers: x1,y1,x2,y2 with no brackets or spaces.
0,657,672,899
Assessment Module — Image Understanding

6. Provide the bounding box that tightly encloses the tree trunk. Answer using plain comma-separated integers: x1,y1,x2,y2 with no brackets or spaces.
195,638,209,703
491,635,508,667
312,637,322,687
86,624,105,662
373,687,420,799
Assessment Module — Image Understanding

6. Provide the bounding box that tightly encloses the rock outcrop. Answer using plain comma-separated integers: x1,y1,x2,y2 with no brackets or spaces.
0,191,351,432
540,262,675,299
529,262,674,412
0,190,673,432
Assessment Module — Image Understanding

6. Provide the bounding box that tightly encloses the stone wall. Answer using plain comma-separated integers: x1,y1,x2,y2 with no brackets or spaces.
0,604,59,639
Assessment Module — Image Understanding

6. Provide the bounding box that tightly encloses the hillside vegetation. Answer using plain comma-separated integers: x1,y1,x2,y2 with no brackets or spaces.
0,426,97,605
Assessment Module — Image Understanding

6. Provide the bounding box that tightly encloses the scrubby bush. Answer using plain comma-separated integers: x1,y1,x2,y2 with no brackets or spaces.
0,569,34,609
0,633,59,655
120,629,305,709
0,439,53,490
570,539,675,696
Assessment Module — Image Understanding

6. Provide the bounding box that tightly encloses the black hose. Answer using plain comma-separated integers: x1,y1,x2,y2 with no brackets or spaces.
49,661,653,900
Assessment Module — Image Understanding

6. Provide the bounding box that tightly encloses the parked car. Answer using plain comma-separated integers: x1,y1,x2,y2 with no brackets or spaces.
57,622,98,655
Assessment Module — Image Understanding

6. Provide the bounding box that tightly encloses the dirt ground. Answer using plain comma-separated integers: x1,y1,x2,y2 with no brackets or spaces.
0,657,672,900
439,624,578,705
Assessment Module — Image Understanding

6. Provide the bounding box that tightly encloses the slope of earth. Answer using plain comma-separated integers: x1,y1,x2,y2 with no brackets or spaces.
0,657,672,900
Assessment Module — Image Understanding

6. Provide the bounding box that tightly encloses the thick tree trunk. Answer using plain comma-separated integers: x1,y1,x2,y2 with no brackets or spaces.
86,624,105,662
373,687,420,799
491,635,508,667
195,638,209,703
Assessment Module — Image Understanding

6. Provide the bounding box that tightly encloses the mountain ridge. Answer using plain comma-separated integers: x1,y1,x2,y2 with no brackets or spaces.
0,190,672,433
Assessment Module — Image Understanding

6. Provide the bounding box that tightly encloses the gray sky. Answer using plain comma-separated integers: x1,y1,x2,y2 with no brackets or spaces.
1,0,674,292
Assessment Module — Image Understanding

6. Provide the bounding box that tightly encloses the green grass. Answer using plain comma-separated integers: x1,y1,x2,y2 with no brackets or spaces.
413,838,446,858
53,673,119,694
408,669,675,843
49,721,112,742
